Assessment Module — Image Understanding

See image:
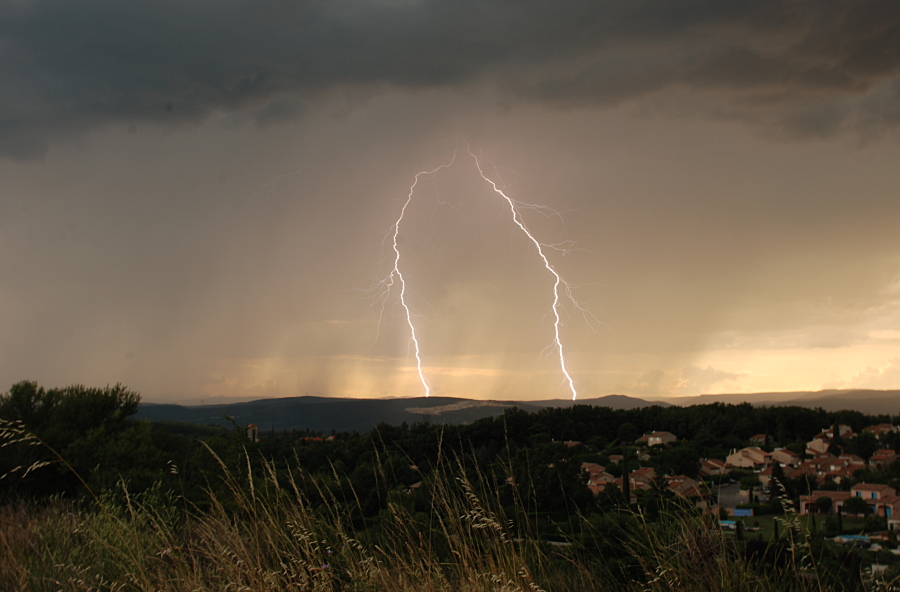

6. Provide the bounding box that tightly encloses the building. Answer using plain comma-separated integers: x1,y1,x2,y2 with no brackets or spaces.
864,424,900,439
806,425,855,455
725,447,771,469
699,458,727,477
806,437,831,456
582,462,616,494
785,453,864,485
870,449,898,470
849,484,899,518
667,475,702,498
770,448,801,468
799,491,853,515
630,467,657,490
802,484,900,519
636,431,677,447
823,466,857,485
830,454,865,483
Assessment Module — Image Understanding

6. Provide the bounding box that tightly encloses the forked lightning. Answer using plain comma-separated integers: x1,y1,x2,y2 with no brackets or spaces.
376,145,598,400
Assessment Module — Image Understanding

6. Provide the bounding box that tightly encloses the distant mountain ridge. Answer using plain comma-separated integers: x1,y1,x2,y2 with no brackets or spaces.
663,389,900,416
137,390,900,432
136,394,665,432
531,394,669,410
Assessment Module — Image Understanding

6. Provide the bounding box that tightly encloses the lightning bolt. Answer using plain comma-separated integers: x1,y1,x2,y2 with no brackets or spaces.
374,145,601,400
375,153,457,397
467,147,582,400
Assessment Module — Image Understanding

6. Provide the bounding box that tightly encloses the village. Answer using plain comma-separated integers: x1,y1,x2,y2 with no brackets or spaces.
578,422,900,531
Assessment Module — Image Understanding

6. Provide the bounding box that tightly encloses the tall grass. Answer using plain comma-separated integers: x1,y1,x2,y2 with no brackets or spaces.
0,421,872,591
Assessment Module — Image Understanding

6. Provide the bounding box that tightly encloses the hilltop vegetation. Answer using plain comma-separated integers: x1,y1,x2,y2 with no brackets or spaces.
134,393,665,432
3,380,900,590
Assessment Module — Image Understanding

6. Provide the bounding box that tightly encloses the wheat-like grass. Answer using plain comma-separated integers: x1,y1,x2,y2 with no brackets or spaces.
0,424,865,592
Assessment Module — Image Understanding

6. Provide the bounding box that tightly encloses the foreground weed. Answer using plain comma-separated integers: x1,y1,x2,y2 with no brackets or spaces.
0,428,866,592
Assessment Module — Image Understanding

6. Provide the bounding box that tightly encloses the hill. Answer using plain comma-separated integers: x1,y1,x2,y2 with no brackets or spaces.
137,390,900,432
532,394,671,410
663,389,900,415
136,393,667,431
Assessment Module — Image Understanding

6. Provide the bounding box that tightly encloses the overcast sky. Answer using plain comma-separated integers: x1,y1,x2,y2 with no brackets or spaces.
2,0,900,403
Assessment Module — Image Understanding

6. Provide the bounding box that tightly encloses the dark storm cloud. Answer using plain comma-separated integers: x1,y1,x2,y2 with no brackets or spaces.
2,0,899,159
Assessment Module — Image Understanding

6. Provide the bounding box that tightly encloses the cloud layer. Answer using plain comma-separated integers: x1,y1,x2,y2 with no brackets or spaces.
3,0,900,159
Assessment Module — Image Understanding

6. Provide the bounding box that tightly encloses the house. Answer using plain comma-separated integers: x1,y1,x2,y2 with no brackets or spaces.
787,460,819,482
806,437,831,456
582,462,615,489
784,454,853,484
827,425,855,438
849,483,899,518
630,467,657,490
770,448,801,468
864,424,900,439
807,425,855,455
699,458,727,477
749,434,768,446
809,453,839,472
823,466,857,485
787,455,843,482
788,453,864,484
636,431,677,447
582,462,616,494
851,483,896,501
667,475,702,499
870,449,898,470
725,447,771,469
889,511,900,532
582,462,605,475
839,453,865,466
799,491,853,515
607,454,624,465
813,454,866,484
598,467,658,494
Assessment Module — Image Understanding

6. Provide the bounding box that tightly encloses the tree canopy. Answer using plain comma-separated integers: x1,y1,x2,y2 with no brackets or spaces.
0,381,142,499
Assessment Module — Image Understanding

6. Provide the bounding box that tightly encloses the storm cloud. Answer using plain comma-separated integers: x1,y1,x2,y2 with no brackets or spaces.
3,0,899,159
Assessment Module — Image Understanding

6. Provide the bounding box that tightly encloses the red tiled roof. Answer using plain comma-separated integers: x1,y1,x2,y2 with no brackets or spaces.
853,483,895,492
800,491,852,502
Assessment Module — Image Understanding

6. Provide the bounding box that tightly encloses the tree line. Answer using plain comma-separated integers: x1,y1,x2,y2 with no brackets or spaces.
3,380,899,510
